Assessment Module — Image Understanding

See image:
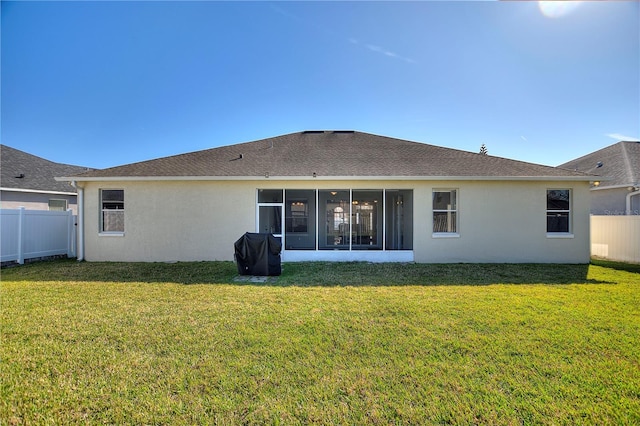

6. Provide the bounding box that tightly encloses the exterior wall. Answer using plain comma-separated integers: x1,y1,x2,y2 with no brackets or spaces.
413,180,591,263
590,187,636,215
80,179,591,263
0,190,78,214
81,181,255,262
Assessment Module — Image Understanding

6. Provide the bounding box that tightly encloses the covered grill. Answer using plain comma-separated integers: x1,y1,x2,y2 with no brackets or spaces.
234,232,282,276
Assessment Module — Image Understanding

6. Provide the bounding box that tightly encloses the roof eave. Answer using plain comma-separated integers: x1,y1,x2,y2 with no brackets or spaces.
1,186,77,196
56,175,596,183
590,182,637,191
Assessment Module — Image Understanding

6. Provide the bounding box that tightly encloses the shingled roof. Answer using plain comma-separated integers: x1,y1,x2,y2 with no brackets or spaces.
64,131,592,181
1,144,93,193
559,141,640,188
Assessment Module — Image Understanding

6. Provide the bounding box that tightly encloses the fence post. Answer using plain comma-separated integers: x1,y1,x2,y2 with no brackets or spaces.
67,209,74,258
17,207,25,265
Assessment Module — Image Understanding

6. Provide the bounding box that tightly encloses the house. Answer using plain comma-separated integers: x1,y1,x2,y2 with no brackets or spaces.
1,144,92,214
559,141,640,215
58,131,596,263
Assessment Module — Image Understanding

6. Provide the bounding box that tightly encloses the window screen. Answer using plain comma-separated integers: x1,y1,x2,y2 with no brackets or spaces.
433,190,457,233
101,189,124,233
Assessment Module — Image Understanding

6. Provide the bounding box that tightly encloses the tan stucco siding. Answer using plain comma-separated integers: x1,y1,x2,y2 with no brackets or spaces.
82,181,255,262
413,180,591,263
80,179,591,263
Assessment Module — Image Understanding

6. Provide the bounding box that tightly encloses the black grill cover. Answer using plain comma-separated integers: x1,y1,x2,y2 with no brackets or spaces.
234,232,282,276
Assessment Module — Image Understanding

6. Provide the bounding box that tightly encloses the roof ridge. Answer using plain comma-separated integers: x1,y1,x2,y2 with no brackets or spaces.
620,142,637,184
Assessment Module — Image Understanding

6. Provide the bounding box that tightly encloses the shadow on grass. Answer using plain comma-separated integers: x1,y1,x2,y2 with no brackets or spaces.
1,258,617,286
590,258,640,274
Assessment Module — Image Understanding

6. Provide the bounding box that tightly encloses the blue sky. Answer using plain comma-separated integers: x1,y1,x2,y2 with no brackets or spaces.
2,1,638,169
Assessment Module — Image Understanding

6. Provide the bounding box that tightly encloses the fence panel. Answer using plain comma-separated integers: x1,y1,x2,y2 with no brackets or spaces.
1,208,76,264
0,210,21,262
591,215,640,264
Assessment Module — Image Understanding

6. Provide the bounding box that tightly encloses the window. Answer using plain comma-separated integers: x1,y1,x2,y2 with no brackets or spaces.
433,190,458,234
49,199,67,211
547,189,571,233
100,189,124,233
257,189,283,203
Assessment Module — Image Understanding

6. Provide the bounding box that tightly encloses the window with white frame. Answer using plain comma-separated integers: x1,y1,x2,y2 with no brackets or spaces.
547,189,571,233
433,189,458,234
48,199,67,211
100,189,124,233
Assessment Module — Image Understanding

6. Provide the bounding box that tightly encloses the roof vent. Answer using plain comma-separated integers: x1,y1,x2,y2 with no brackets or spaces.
302,130,325,134
332,130,354,134
15,173,25,179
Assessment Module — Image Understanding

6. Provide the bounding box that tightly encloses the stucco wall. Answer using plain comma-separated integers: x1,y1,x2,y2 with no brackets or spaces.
590,187,640,215
0,190,78,214
413,180,591,263
82,181,255,262
79,179,591,263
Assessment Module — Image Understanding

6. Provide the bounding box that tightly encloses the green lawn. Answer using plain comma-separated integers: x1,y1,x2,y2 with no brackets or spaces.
2,260,639,425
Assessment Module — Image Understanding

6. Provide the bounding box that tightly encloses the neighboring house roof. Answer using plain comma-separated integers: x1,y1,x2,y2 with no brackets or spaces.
1,144,93,194
62,131,593,181
559,141,640,188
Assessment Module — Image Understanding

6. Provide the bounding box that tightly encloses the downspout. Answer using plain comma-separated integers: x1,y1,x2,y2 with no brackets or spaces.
71,181,85,261
626,187,640,215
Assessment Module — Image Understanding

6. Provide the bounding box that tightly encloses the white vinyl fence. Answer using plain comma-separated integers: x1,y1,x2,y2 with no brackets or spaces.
1,208,76,264
591,215,640,264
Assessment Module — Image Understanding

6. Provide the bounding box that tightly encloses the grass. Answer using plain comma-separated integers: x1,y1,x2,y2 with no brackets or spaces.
1,260,639,425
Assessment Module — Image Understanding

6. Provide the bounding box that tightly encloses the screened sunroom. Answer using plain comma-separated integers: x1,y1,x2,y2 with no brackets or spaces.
256,189,414,261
